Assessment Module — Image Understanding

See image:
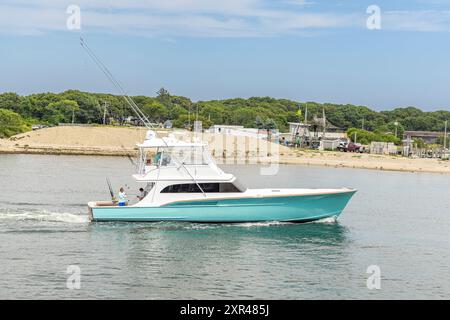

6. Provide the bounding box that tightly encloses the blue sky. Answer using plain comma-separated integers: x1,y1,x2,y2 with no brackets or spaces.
1,1,450,111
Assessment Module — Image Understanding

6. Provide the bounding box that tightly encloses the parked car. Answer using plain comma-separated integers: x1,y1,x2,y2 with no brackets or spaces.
337,142,365,153
347,142,364,153
337,141,348,152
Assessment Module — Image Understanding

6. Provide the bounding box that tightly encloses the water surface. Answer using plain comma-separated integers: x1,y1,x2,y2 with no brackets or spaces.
0,154,449,299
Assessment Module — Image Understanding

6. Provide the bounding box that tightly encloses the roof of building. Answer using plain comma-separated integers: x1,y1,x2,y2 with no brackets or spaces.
211,125,245,129
404,131,449,137
289,119,342,130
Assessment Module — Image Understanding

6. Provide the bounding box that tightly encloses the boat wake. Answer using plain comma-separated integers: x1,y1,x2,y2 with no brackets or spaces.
234,217,338,227
231,221,291,228
0,209,89,224
312,216,338,224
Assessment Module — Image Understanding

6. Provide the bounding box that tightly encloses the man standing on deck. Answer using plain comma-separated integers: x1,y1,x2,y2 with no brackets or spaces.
118,187,128,206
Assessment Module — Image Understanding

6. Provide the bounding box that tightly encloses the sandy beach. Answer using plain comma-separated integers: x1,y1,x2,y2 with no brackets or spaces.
1,125,449,174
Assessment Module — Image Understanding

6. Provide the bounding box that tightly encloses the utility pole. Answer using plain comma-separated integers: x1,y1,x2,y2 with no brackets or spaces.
322,107,326,137
72,108,75,124
103,101,107,125
394,121,399,138
362,116,365,130
304,103,308,126
444,120,448,149
188,104,191,127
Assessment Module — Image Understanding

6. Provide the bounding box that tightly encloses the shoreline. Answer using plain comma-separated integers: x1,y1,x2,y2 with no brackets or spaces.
1,145,449,175
1,126,449,175
0,145,136,157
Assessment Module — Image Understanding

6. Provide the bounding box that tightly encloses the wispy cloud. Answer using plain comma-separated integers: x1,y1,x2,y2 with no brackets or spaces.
2,1,450,37
383,10,450,32
0,0,359,37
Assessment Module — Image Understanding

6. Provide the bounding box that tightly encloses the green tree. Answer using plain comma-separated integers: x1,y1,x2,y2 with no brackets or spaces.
254,116,264,129
0,93,21,113
347,128,400,145
142,100,167,123
1,90,449,135
197,103,226,125
0,109,30,138
169,104,188,120
172,114,212,129
61,90,100,123
156,87,171,107
375,121,405,138
43,100,80,124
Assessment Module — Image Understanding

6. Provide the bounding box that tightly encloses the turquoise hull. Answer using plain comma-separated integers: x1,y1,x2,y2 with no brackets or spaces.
90,190,356,223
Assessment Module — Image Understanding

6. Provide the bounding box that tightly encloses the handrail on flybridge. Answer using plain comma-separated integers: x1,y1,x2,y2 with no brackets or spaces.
80,37,206,196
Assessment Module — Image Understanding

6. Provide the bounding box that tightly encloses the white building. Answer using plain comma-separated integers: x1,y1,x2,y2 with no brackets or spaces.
370,142,398,155
208,125,274,140
209,125,244,134
288,122,347,140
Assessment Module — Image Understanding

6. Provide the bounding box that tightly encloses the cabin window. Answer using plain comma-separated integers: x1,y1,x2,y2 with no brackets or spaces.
161,183,242,193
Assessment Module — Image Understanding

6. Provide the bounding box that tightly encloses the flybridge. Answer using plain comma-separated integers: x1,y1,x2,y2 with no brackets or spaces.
133,129,227,186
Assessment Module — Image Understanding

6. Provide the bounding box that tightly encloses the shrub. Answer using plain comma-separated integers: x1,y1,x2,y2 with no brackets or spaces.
0,109,30,138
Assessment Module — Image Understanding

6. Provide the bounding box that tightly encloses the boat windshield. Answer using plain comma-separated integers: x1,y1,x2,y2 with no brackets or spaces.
138,146,217,174
163,146,213,166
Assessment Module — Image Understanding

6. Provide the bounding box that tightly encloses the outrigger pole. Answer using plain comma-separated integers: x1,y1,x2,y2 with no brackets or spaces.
80,37,206,196
80,38,152,129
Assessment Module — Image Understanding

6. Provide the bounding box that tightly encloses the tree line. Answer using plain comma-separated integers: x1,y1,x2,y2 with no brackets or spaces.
0,89,449,140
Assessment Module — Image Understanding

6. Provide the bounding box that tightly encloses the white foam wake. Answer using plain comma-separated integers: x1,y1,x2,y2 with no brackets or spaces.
232,221,290,228
312,216,338,224
0,209,89,224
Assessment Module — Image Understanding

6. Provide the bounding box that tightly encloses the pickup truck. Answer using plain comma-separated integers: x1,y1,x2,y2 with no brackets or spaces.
337,142,365,153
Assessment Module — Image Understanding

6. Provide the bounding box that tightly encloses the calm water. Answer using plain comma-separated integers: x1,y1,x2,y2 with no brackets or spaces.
0,154,449,299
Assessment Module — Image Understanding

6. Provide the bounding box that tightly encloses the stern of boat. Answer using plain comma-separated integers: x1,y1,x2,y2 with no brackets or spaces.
88,200,118,221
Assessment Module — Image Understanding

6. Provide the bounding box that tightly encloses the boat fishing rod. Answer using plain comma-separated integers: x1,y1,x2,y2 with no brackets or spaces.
80,38,152,128
81,41,151,128
106,177,115,200
80,37,206,196
80,37,150,125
